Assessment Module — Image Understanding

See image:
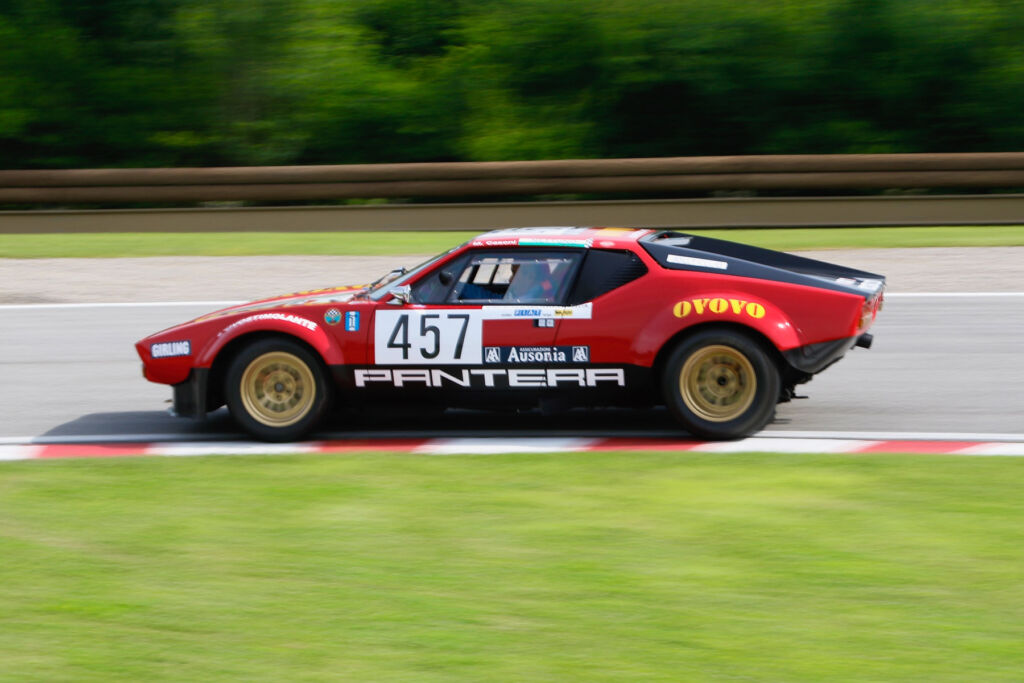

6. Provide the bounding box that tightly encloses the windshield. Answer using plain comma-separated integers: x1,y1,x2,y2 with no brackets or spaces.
365,247,460,301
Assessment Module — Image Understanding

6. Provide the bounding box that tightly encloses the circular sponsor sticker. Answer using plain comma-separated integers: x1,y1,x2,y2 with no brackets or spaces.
324,308,342,325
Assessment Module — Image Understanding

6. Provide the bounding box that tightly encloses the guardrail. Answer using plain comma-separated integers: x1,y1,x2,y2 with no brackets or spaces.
4,195,1024,234
2,154,1024,232
4,153,1024,204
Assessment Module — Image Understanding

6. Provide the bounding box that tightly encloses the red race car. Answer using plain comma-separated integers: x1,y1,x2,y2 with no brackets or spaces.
137,227,884,441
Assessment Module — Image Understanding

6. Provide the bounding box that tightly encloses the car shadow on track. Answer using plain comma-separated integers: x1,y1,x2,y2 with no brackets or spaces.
39,409,245,441
39,406,690,442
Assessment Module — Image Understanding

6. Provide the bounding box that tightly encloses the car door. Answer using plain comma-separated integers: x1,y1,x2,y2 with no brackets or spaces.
550,247,652,397
361,248,585,395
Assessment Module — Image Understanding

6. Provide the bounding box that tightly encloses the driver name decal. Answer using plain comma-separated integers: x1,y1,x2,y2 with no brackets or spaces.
481,303,592,320
221,313,318,335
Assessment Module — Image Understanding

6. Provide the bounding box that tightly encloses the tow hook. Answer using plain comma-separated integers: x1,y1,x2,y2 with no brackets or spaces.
856,332,874,349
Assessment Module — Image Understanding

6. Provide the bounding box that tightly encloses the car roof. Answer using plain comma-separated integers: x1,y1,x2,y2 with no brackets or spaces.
469,226,653,250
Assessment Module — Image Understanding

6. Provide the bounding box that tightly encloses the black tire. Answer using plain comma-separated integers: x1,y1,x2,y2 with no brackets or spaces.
225,338,331,442
662,329,780,440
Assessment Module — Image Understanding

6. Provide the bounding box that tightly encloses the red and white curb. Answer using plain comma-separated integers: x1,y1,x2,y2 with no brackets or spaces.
2,436,1024,461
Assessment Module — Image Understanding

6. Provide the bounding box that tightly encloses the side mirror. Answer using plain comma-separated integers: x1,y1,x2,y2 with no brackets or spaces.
387,284,412,305
439,269,454,286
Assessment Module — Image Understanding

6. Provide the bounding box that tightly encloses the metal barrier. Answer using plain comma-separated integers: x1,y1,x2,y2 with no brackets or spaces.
3,195,1024,234
4,153,1024,203
2,154,1024,231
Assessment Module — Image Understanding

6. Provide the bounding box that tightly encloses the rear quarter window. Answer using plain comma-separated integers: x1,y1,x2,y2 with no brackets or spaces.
566,249,648,305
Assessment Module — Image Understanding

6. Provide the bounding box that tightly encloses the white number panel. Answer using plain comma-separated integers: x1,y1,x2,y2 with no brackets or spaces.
374,309,484,364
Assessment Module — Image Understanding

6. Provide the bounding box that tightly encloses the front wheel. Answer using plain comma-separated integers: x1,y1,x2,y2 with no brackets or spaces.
226,338,331,442
662,330,780,440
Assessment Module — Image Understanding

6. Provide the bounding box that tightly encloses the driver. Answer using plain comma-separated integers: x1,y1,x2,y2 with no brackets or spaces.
506,261,557,303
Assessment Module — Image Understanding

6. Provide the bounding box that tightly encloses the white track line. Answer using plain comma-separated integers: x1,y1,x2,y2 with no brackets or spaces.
763,430,1024,443
0,434,243,445
0,445,44,460
3,430,1023,447
694,438,878,453
0,301,244,310
149,442,321,457
2,293,1024,311
885,292,1024,298
5,437,1024,460
416,437,598,455
959,443,1024,456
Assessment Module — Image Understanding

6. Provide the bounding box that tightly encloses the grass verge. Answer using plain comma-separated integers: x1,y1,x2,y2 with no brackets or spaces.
2,451,1023,681
2,225,1024,258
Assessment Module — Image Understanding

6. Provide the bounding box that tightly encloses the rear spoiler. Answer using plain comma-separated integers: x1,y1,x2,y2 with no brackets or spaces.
640,231,886,298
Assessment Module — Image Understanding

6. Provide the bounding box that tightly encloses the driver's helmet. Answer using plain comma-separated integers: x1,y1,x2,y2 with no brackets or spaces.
507,261,557,302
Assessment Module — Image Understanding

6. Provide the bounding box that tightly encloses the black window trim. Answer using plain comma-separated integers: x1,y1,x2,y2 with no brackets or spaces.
409,247,586,306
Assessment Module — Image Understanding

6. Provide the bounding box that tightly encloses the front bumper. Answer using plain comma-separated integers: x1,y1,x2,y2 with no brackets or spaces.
171,369,209,419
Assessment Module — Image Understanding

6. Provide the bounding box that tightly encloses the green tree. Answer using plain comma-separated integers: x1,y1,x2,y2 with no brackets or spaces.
3,0,1024,171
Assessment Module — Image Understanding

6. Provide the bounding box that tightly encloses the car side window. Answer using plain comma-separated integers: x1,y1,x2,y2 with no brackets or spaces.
410,255,466,304
565,249,648,305
444,252,582,304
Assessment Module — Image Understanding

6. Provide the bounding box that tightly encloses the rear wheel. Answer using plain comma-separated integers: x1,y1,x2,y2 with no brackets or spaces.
663,330,780,440
226,338,330,441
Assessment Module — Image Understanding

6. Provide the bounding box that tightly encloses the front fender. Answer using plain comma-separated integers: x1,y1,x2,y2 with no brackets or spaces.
196,311,345,368
667,293,802,351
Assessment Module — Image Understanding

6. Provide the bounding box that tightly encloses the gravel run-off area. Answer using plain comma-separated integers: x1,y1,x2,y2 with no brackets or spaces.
1,247,1022,304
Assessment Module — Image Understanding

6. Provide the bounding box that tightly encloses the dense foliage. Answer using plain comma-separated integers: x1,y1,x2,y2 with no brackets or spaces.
2,0,1023,169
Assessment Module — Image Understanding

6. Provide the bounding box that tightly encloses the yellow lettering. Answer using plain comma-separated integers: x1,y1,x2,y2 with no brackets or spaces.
673,301,692,318
674,298,767,320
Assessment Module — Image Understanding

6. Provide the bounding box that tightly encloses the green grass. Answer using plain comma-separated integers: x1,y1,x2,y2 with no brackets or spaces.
2,451,1024,681
2,225,1024,258
0,231,476,258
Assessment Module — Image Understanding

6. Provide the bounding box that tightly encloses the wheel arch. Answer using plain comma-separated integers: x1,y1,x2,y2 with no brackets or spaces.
206,331,331,413
651,321,788,397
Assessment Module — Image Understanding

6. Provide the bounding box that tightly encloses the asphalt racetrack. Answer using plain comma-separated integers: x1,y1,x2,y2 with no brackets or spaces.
3,293,1022,443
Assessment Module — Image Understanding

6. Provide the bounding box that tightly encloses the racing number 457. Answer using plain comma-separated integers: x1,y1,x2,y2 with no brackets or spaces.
375,310,484,365
387,312,470,361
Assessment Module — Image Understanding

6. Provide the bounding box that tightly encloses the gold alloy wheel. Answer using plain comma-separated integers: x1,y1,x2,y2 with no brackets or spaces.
239,351,316,427
679,344,757,422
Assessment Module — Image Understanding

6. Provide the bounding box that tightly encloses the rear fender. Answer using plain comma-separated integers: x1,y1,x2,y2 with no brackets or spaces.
196,312,344,368
668,293,802,351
